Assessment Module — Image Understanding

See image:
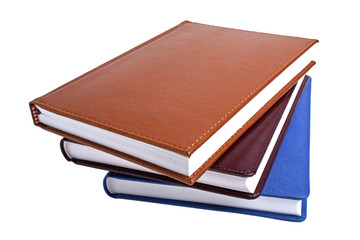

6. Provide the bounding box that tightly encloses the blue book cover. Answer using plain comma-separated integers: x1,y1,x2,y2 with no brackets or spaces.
103,77,312,222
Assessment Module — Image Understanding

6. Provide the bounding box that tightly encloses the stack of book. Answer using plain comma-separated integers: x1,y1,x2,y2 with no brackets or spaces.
29,21,318,222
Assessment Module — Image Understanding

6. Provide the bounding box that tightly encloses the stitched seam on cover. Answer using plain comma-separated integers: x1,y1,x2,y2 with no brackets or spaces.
188,98,270,179
186,39,316,152
244,88,292,173
212,89,291,174
35,102,188,152
188,70,305,180
192,22,314,42
36,36,316,154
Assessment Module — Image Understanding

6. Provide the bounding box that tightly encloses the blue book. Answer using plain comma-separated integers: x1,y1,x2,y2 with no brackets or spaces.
103,77,312,222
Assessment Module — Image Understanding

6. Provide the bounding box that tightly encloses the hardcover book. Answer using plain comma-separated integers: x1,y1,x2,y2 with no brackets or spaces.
61,76,310,199
30,21,317,184
103,77,312,222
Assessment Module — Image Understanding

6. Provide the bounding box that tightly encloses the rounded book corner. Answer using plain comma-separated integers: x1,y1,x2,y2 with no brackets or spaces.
59,138,72,162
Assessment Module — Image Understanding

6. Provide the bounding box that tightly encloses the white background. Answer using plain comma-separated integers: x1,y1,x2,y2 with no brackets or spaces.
1,0,359,239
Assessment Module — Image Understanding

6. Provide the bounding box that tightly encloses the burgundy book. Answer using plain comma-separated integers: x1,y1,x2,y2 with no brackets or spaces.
60,76,309,199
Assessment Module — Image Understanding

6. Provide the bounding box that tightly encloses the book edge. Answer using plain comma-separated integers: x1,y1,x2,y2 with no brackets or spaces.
29,23,318,157
103,172,307,222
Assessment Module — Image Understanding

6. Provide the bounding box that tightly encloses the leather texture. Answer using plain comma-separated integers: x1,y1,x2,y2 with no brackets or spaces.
61,80,295,177
211,80,295,176
102,77,311,222
61,76,310,199
31,21,317,185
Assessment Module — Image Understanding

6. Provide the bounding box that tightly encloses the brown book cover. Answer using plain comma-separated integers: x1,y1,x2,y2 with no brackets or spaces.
30,21,317,185
60,76,309,199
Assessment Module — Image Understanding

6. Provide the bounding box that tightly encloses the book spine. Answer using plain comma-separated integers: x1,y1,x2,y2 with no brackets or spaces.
30,104,40,124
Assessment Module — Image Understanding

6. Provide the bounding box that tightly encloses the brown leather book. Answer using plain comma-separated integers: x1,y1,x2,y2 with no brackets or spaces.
60,75,309,199
30,21,318,185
